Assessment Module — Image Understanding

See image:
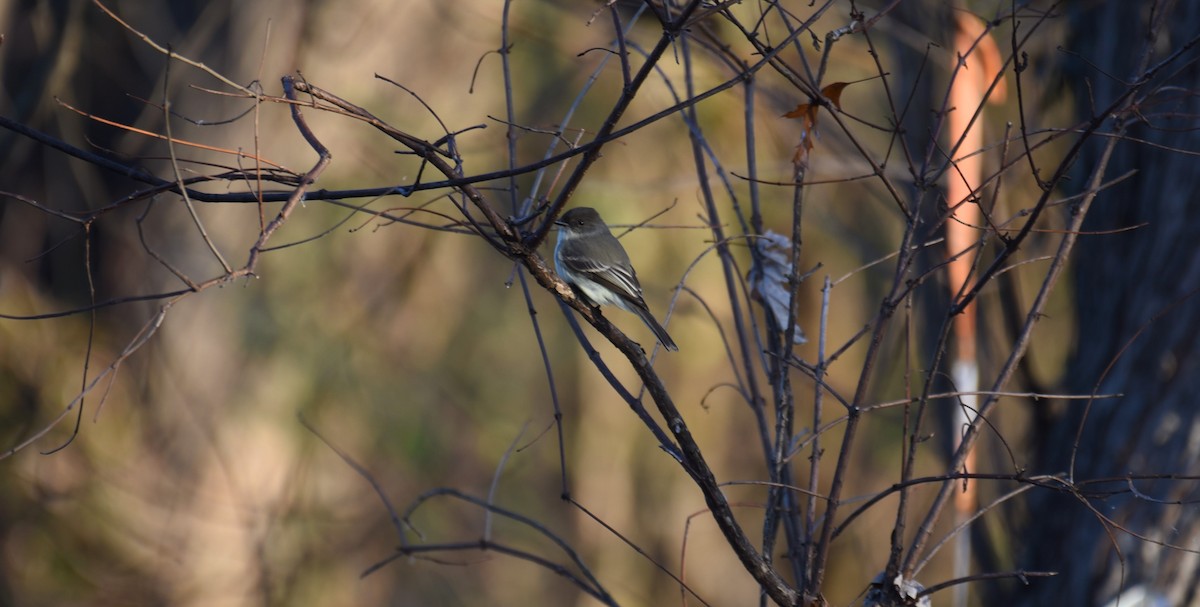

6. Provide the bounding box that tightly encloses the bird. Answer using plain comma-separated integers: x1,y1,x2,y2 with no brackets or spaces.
554,207,678,352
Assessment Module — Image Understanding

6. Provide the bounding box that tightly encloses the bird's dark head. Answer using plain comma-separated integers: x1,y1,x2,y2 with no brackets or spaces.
555,207,607,234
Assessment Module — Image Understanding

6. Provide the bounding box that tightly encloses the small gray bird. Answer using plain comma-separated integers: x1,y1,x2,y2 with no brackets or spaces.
554,207,678,352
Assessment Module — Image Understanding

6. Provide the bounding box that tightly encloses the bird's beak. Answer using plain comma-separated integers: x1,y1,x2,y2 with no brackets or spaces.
554,219,567,227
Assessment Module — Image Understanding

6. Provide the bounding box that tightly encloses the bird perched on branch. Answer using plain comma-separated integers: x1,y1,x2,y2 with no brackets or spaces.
554,207,678,352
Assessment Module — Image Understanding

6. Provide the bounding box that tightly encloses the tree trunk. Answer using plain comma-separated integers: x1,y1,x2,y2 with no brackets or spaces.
1012,2,1200,605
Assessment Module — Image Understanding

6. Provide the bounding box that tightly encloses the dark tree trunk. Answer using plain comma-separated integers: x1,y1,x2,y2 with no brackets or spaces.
1011,2,1200,605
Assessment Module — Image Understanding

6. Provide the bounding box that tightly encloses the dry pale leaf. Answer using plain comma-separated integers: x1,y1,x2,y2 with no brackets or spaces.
749,230,807,344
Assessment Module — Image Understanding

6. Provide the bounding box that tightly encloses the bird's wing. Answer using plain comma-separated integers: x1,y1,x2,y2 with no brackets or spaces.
558,241,644,302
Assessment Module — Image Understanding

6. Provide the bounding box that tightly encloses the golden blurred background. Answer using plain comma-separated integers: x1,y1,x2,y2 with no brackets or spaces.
0,1,1086,605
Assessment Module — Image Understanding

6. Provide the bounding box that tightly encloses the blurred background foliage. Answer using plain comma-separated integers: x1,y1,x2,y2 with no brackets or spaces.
0,0,1179,606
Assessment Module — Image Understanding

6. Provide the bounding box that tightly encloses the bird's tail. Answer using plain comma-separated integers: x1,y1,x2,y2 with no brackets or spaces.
631,304,679,352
